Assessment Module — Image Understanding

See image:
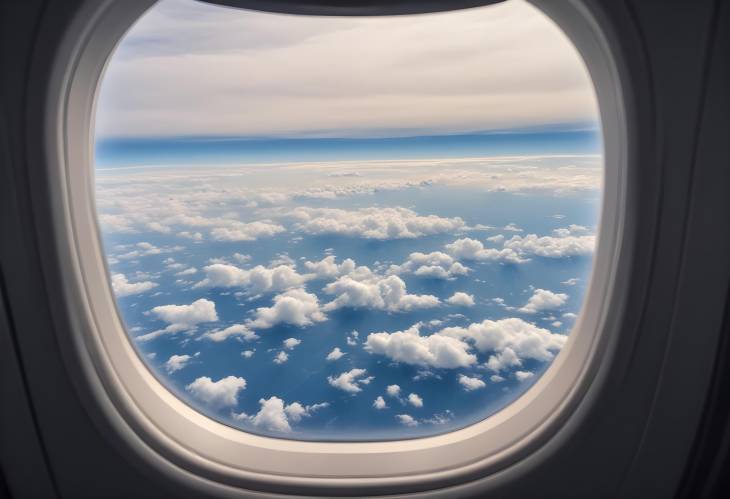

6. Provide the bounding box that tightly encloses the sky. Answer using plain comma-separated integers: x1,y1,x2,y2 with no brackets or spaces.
94,0,602,441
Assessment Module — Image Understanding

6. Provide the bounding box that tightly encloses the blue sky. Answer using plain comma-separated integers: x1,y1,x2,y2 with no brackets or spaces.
94,0,602,440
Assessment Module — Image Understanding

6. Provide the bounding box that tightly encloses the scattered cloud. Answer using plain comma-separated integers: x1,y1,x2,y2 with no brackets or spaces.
304,255,356,279
389,251,469,280
519,288,568,314
290,206,465,240
273,351,289,364
458,374,486,391
194,263,309,295
111,273,158,297
365,324,477,369
323,268,439,312
200,324,258,342
373,396,387,409
139,298,218,341
407,393,424,408
445,237,527,264
396,414,419,427
446,292,475,307
248,288,327,329
503,233,595,258
327,368,374,393
234,396,328,432
386,384,401,398
440,318,567,370
326,347,345,361
515,370,535,381
210,220,285,242
164,353,198,373
283,337,302,350
186,375,246,409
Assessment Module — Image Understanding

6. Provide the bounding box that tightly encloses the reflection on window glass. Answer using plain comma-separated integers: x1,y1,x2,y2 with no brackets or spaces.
95,0,602,440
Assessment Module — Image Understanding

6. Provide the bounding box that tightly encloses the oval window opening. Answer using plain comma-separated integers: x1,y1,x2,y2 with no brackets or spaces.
94,0,602,441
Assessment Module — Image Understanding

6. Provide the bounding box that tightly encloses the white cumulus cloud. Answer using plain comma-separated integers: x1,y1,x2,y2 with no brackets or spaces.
364,324,476,369
194,263,309,295
445,237,527,264
396,414,419,427
446,292,475,307
248,288,327,329
323,268,439,313
200,324,258,342
304,255,357,279
503,233,595,258
164,353,198,373
439,317,567,370
519,288,568,314
373,396,387,409
210,220,285,242
326,347,345,361
186,375,246,409
234,396,328,432
290,206,466,240
111,273,158,297
389,251,470,280
139,298,218,341
327,368,374,393
407,393,424,408
458,374,486,391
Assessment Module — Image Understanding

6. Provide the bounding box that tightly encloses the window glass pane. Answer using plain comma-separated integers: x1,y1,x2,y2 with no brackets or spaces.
94,0,602,440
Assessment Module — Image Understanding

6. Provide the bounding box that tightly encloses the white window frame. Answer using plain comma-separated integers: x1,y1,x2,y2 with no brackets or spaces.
43,0,630,496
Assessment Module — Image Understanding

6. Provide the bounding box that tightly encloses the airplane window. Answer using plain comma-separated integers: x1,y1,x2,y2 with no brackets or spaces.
94,0,601,440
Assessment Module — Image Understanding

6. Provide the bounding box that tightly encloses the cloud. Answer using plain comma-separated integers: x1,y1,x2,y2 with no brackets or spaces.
304,255,356,279
111,273,158,297
97,1,597,139
484,347,522,372
519,288,568,314
248,288,327,329
164,353,198,373
396,414,419,427
490,374,505,383
115,241,182,260
389,251,470,280
210,221,285,242
242,349,255,358
439,317,567,370
386,384,401,397
326,347,345,361
273,351,289,364
290,206,465,240
503,233,595,258
373,396,387,409
194,263,309,295
138,298,218,341
446,292,475,307
407,393,424,408
552,224,590,237
515,370,535,381
458,374,486,391
200,324,258,342
327,368,373,393
283,337,302,350
186,375,246,409
364,324,477,369
234,396,328,433
445,238,527,264
323,268,439,313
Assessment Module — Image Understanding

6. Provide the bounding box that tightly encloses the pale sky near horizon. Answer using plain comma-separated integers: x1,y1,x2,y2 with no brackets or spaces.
95,0,599,140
